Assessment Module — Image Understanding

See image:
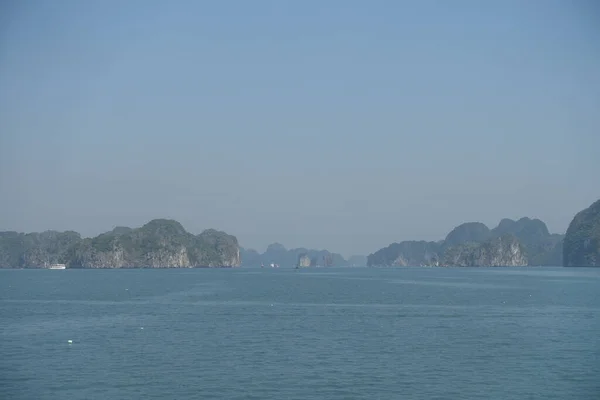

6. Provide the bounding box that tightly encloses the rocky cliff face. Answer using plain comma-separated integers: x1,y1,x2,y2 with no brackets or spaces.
0,219,241,268
491,217,562,266
442,235,527,267
367,241,442,267
297,254,311,267
0,230,82,268
193,228,240,267
564,199,600,267
367,216,559,267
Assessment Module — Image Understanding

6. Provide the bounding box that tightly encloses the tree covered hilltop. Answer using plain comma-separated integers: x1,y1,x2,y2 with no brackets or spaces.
564,199,600,267
367,217,564,267
0,219,240,268
3,199,598,269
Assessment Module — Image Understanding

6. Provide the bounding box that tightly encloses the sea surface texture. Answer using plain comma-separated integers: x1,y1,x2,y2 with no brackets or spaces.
1,267,599,399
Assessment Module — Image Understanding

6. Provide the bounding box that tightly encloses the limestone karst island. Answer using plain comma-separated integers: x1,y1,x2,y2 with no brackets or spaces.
1,199,598,268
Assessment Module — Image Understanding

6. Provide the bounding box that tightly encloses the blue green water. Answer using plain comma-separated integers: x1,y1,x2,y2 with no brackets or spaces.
1,267,599,399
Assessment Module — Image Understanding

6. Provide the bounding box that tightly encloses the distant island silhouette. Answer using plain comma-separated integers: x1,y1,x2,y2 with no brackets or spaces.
367,217,562,267
367,199,600,267
1,199,598,268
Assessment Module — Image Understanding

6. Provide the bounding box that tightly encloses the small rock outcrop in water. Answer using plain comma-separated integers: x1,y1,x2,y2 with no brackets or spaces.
0,219,240,268
297,254,311,267
240,243,346,267
563,199,600,267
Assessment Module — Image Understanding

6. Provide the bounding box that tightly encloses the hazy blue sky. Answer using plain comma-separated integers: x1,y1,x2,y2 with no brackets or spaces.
1,0,599,256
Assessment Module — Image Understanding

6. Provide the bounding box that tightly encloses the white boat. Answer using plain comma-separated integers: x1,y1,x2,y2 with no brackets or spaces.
49,264,66,270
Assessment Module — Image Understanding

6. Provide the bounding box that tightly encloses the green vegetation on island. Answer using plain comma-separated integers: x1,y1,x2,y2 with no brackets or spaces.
444,222,491,247
563,199,600,267
5,199,597,269
442,234,527,267
367,240,442,267
0,230,82,268
0,219,240,268
367,217,563,267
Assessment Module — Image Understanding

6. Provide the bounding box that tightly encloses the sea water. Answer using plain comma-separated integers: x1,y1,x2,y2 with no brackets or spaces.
1,267,599,399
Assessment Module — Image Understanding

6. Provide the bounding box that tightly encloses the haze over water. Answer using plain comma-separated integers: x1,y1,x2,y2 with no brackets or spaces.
1,1,599,256
1,267,599,399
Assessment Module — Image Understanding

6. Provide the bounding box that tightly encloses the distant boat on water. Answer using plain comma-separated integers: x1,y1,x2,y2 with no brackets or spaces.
48,263,66,270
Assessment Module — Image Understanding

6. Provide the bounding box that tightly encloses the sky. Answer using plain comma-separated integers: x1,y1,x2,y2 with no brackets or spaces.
0,0,599,257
